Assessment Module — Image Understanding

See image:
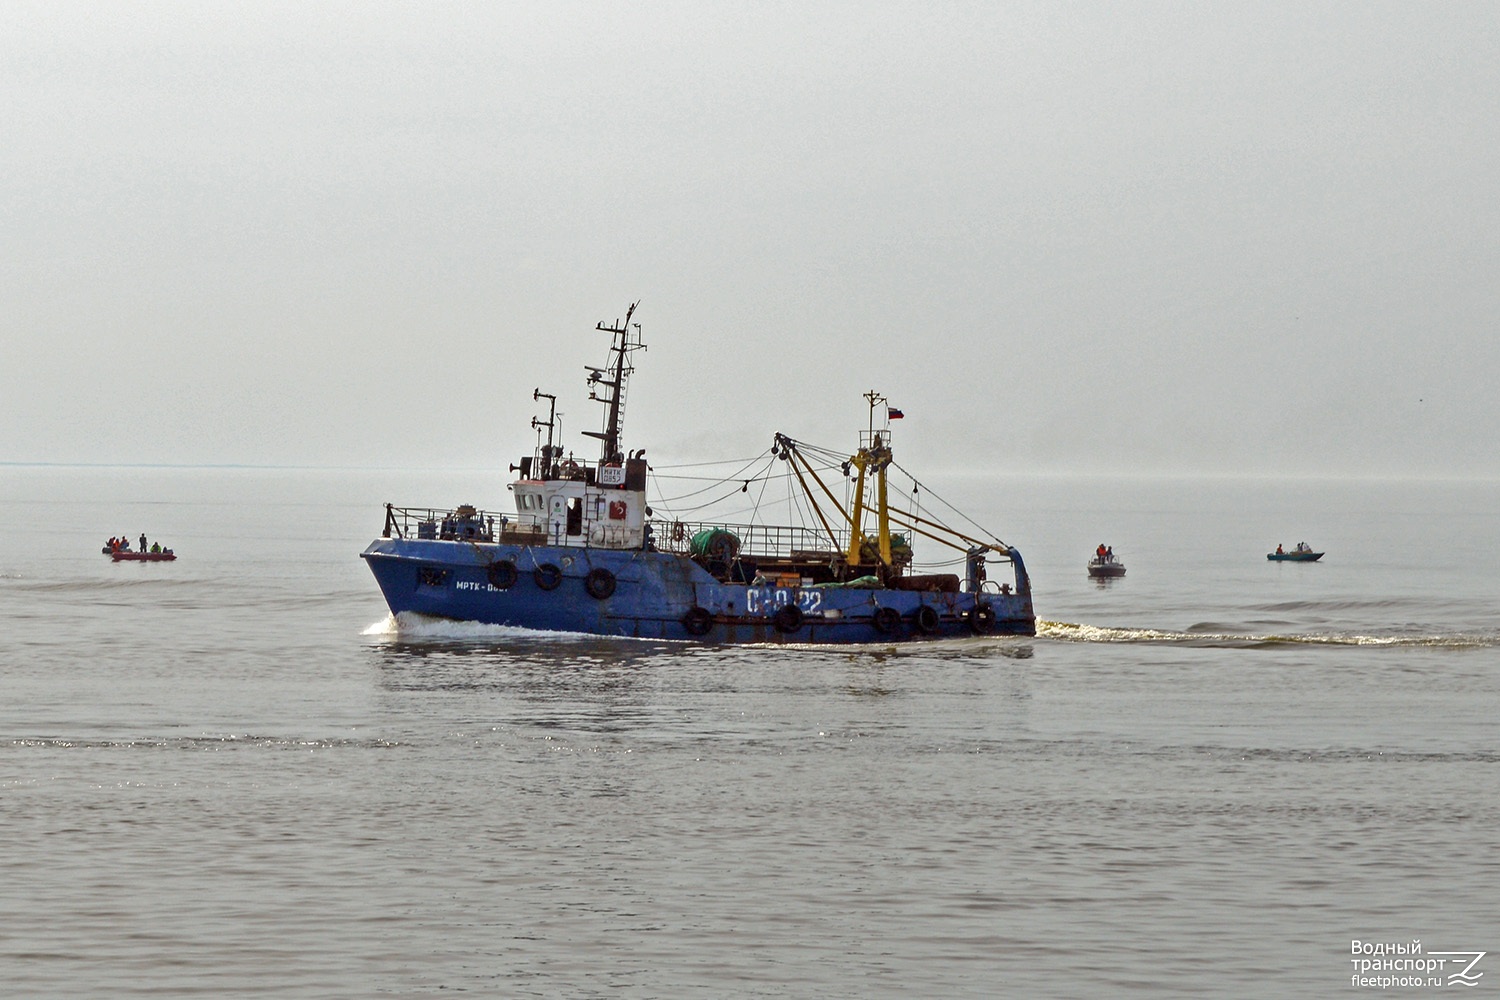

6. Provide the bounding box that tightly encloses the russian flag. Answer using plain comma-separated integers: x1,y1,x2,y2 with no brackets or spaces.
888,407,904,419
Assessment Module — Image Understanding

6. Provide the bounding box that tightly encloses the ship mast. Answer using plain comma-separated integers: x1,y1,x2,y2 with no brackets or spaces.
530,389,559,476
583,302,645,465
845,390,895,570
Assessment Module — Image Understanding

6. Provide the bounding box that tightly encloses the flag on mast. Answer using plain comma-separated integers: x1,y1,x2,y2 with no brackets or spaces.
887,406,904,419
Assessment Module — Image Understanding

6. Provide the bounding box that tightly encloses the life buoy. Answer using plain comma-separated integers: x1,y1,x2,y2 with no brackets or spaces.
533,563,563,591
773,603,803,633
682,606,713,636
584,567,616,599
911,605,939,634
872,606,901,634
486,560,518,589
968,603,996,633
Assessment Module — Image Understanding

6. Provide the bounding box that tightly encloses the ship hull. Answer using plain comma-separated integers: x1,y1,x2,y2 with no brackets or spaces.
361,539,1035,643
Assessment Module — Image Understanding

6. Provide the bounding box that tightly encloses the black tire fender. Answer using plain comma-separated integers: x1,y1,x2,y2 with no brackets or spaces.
773,603,804,633
486,560,518,589
911,604,940,634
682,606,713,636
533,563,563,591
584,567,616,600
872,606,901,634
969,603,996,633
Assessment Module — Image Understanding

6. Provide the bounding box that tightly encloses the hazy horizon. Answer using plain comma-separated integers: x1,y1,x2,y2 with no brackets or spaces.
4,2,1497,479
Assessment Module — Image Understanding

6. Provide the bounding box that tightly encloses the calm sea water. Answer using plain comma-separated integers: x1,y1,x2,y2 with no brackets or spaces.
3,466,1497,998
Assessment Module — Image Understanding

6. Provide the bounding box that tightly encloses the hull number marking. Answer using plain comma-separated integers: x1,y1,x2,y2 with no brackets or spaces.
744,587,822,616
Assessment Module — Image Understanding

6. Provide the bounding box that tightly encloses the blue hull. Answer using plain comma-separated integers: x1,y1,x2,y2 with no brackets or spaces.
361,539,1035,643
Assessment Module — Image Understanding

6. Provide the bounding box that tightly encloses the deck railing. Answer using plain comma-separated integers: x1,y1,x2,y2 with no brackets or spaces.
380,503,850,559
647,518,847,561
381,504,508,542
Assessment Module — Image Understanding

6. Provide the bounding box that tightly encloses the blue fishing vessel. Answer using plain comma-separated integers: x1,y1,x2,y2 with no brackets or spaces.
361,305,1035,642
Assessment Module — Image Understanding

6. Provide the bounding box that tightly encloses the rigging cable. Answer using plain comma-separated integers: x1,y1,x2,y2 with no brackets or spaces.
890,459,1011,551
652,453,779,506
651,456,768,470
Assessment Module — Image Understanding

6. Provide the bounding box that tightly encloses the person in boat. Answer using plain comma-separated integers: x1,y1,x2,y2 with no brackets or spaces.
151,542,161,554
140,533,147,552
1096,543,1106,561
1276,544,1284,554
1105,546,1114,563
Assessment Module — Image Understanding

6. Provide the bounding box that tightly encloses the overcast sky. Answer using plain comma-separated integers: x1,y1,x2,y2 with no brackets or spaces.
3,1,1496,477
